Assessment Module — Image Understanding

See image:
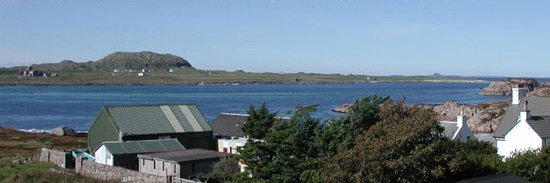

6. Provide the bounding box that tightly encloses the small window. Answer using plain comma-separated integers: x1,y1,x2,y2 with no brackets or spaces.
162,162,165,170
153,160,156,169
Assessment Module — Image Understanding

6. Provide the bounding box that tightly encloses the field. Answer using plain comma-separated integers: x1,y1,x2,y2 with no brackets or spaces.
0,68,481,85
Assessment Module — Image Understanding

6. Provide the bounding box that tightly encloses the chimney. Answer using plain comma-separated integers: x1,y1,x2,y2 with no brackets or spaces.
520,100,530,122
457,106,467,128
512,86,527,105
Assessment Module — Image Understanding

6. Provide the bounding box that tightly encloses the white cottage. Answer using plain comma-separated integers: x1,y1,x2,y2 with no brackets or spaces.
439,109,475,142
494,87,550,158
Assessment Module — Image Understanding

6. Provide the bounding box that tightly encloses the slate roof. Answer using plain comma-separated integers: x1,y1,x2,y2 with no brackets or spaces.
138,149,230,163
105,104,212,136
528,116,550,138
439,121,459,139
494,97,550,138
210,113,248,137
102,139,185,155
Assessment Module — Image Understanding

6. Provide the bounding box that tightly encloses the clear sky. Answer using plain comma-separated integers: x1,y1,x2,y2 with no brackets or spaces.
1,0,549,77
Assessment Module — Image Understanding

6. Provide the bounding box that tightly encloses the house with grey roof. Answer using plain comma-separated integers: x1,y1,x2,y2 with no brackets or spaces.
138,149,231,179
94,139,185,170
88,104,214,155
210,113,248,138
439,109,474,142
494,88,550,158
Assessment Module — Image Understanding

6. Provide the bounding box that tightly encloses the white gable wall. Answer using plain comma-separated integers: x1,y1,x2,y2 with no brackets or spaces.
498,120,542,158
453,126,475,142
94,145,114,166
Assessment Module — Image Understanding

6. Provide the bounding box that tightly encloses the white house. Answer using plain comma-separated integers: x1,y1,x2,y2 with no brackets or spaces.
494,87,550,158
439,109,475,142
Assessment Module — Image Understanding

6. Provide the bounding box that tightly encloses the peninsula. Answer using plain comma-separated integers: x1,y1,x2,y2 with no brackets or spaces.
0,51,483,85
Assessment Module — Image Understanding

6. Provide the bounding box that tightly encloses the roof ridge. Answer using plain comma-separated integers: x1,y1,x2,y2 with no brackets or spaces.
104,103,198,108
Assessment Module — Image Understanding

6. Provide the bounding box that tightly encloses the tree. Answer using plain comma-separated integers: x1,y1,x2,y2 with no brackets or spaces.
242,103,277,139
316,95,389,157
321,100,471,183
503,146,550,182
237,105,323,183
200,157,241,183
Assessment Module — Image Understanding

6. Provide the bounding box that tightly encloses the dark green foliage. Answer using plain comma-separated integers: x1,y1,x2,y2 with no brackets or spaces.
502,146,550,182
316,95,389,157
199,157,240,183
235,95,548,183
238,105,323,183
320,101,484,183
242,103,277,139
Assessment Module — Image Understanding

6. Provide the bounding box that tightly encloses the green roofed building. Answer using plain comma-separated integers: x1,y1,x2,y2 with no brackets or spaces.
94,139,186,170
88,104,214,155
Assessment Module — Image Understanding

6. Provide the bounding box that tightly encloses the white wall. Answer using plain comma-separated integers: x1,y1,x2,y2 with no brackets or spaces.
454,126,475,142
94,145,113,166
498,120,542,158
217,138,247,154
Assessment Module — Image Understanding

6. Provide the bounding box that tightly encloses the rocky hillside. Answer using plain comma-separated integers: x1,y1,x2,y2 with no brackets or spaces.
333,100,510,133
480,78,539,96
14,51,193,72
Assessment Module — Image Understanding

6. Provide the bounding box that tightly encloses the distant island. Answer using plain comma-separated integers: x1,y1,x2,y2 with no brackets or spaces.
0,51,485,85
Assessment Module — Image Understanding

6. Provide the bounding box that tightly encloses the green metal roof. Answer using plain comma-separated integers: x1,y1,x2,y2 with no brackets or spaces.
102,139,185,154
105,104,212,136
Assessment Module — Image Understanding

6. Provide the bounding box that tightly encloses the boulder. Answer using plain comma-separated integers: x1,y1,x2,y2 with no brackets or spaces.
528,82,550,97
332,103,353,114
50,126,76,136
480,78,539,96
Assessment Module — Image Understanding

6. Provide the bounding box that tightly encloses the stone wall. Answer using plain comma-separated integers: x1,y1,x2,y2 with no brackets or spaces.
75,157,167,183
39,148,74,169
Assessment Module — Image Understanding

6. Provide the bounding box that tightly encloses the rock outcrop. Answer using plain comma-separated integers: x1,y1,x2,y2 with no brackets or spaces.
332,104,353,113
50,126,76,136
528,82,550,97
480,78,539,96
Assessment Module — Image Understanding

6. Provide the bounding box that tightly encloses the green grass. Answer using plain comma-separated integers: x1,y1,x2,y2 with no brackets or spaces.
0,162,115,183
0,68,481,85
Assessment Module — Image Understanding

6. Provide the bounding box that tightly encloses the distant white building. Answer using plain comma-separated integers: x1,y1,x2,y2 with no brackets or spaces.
439,109,475,142
494,87,550,158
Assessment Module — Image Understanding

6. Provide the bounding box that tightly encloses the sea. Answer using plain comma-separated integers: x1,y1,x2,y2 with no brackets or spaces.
0,83,508,131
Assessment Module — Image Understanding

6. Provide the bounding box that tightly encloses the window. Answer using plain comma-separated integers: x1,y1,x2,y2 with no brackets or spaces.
223,147,228,153
153,160,156,169
546,138,550,146
162,162,165,171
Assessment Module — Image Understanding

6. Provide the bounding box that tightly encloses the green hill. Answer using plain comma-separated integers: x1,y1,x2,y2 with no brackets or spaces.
23,51,193,72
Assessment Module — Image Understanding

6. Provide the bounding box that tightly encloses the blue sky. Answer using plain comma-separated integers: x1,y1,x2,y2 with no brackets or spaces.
1,1,549,77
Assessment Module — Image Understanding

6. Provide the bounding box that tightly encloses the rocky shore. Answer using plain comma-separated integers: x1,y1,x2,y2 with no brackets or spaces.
480,78,539,96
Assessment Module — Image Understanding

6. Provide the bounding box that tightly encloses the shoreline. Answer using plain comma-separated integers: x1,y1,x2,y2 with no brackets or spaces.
0,79,490,87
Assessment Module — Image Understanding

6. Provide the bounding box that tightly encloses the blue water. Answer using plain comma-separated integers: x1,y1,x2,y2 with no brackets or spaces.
0,83,507,131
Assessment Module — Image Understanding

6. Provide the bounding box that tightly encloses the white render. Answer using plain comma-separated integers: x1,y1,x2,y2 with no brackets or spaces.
94,145,114,166
497,111,543,159
217,138,247,154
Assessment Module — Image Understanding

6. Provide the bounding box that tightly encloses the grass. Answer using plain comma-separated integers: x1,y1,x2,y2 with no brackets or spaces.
0,68,481,85
0,127,111,183
0,162,115,183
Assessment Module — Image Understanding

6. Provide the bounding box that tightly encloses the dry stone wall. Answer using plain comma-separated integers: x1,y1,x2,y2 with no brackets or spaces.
75,157,167,183
39,148,74,168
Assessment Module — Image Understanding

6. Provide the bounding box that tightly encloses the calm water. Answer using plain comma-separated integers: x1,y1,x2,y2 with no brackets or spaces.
0,83,507,131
